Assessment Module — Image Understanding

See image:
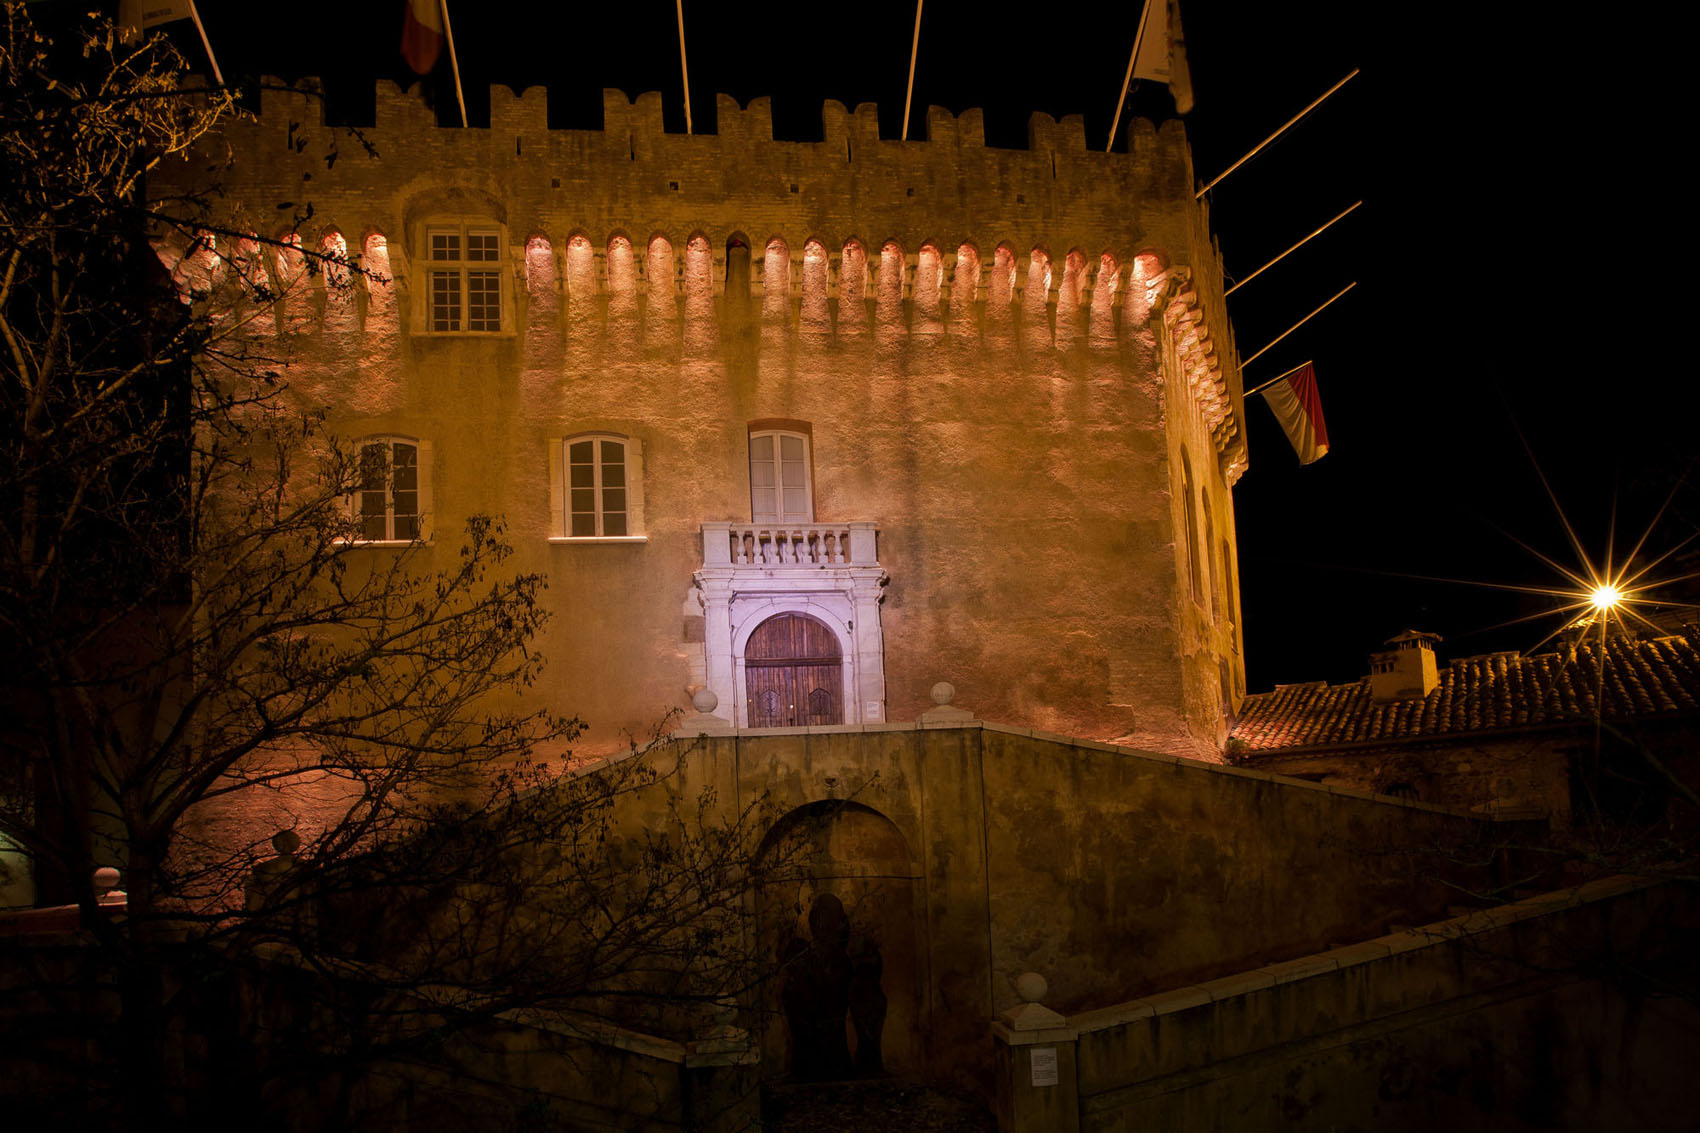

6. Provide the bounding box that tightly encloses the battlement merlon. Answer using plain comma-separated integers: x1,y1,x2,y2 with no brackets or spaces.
223,81,1214,259
167,81,1246,477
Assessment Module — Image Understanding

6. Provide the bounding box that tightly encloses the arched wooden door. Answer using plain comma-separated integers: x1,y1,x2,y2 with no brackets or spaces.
745,614,843,727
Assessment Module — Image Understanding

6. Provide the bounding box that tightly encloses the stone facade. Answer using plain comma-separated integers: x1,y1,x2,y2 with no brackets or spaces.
155,82,1249,757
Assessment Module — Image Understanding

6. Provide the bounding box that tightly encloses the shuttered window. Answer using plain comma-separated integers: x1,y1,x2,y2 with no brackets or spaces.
749,430,812,523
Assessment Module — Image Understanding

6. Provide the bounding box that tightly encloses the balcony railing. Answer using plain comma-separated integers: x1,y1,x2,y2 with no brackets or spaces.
701,521,878,568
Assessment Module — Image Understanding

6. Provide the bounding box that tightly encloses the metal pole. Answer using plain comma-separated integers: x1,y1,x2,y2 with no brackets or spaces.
1106,0,1156,152
439,0,468,128
901,0,924,141
1225,201,1361,296
676,0,693,135
187,2,224,87
1196,68,1359,199
1238,281,1356,369
1244,359,1313,398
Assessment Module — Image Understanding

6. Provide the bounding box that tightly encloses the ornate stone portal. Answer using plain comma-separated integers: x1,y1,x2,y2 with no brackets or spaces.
695,522,888,728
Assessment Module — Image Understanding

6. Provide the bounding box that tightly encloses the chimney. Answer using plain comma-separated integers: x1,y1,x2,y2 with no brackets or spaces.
1369,630,1441,703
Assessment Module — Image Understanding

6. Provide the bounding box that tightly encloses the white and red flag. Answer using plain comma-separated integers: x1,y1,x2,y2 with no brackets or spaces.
1131,0,1194,114
1260,361,1330,464
401,0,445,75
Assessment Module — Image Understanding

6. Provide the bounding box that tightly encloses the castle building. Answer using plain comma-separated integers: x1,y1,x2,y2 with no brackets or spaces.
160,83,1250,757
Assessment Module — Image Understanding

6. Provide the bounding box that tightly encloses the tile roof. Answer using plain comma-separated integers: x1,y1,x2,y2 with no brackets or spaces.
1232,634,1700,754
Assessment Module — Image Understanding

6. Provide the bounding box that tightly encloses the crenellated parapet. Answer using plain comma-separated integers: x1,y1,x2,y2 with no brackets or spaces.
164,81,1247,476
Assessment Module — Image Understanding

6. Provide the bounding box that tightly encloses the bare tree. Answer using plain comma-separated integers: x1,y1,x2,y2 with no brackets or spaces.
0,9,782,1127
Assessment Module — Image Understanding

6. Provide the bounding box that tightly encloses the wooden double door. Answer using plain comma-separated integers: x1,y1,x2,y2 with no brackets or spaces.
745,614,844,728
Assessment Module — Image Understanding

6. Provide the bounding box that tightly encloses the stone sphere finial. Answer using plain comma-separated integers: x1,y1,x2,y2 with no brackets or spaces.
931,681,956,706
92,867,120,894
1014,971,1048,1004
271,830,301,856
692,687,719,714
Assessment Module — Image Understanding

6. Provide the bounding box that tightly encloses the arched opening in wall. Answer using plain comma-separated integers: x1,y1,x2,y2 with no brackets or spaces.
1204,497,1219,621
840,239,868,312
1128,249,1167,323
524,234,555,293
725,234,752,307
755,801,921,1081
801,238,829,326
952,242,980,311
565,233,596,309
914,243,942,319
988,242,1016,314
361,230,392,287
646,235,675,304
274,231,305,288
876,240,905,323
1181,446,1202,603
1091,251,1120,341
763,237,790,319
684,232,713,308
1023,247,1051,329
745,613,842,728
318,229,349,289
606,233,636,293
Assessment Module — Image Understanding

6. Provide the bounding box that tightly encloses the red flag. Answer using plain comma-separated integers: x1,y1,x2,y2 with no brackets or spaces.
1261,362,1330,464
401,0,444,75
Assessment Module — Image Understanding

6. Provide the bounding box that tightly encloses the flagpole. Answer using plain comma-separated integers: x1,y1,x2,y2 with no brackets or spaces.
1106,0,1156,152
1238,281,1356,369
1225,201,1361,296
675,0,693,134
1244,359,1313,398
1195,68,1358,199
901,0,924,141
439,0,468,129
186,2,223,87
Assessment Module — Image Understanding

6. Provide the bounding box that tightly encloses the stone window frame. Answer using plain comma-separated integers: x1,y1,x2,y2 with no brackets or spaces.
346,434,434,546
415,217,512,336
548,432,646,544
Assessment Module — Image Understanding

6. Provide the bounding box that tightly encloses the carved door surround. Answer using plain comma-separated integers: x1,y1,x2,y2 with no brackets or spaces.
695,522,887,728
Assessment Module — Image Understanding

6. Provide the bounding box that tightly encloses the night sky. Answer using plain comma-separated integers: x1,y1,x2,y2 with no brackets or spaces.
175,2,1693,692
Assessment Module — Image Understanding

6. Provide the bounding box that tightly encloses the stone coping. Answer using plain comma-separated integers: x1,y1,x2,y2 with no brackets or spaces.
661,718,1489,820
498,1005,757,1068
1063,873,1664,1039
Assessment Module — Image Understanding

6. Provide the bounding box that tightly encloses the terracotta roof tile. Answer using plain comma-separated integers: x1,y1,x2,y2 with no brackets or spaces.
1232,635,1700,753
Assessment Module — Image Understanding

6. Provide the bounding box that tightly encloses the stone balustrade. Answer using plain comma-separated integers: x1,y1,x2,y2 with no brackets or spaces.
701,521,877,568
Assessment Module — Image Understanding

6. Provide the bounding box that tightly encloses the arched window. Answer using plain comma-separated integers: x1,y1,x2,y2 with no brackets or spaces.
1222,536,1239,641
1180,447,1202,604
1204,497,1219,621
422,220,505,332
355,436,425,542
749,428,812,523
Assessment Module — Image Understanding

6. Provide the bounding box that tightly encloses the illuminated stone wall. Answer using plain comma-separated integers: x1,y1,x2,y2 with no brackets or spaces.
159,84,1249,756
596,722,1505,1086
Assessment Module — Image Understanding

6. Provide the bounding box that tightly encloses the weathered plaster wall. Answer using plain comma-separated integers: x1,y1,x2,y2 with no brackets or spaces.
155,84,1247,756
1064,876,1698,1132
1244,719,1700,834
597,721,1507,1085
